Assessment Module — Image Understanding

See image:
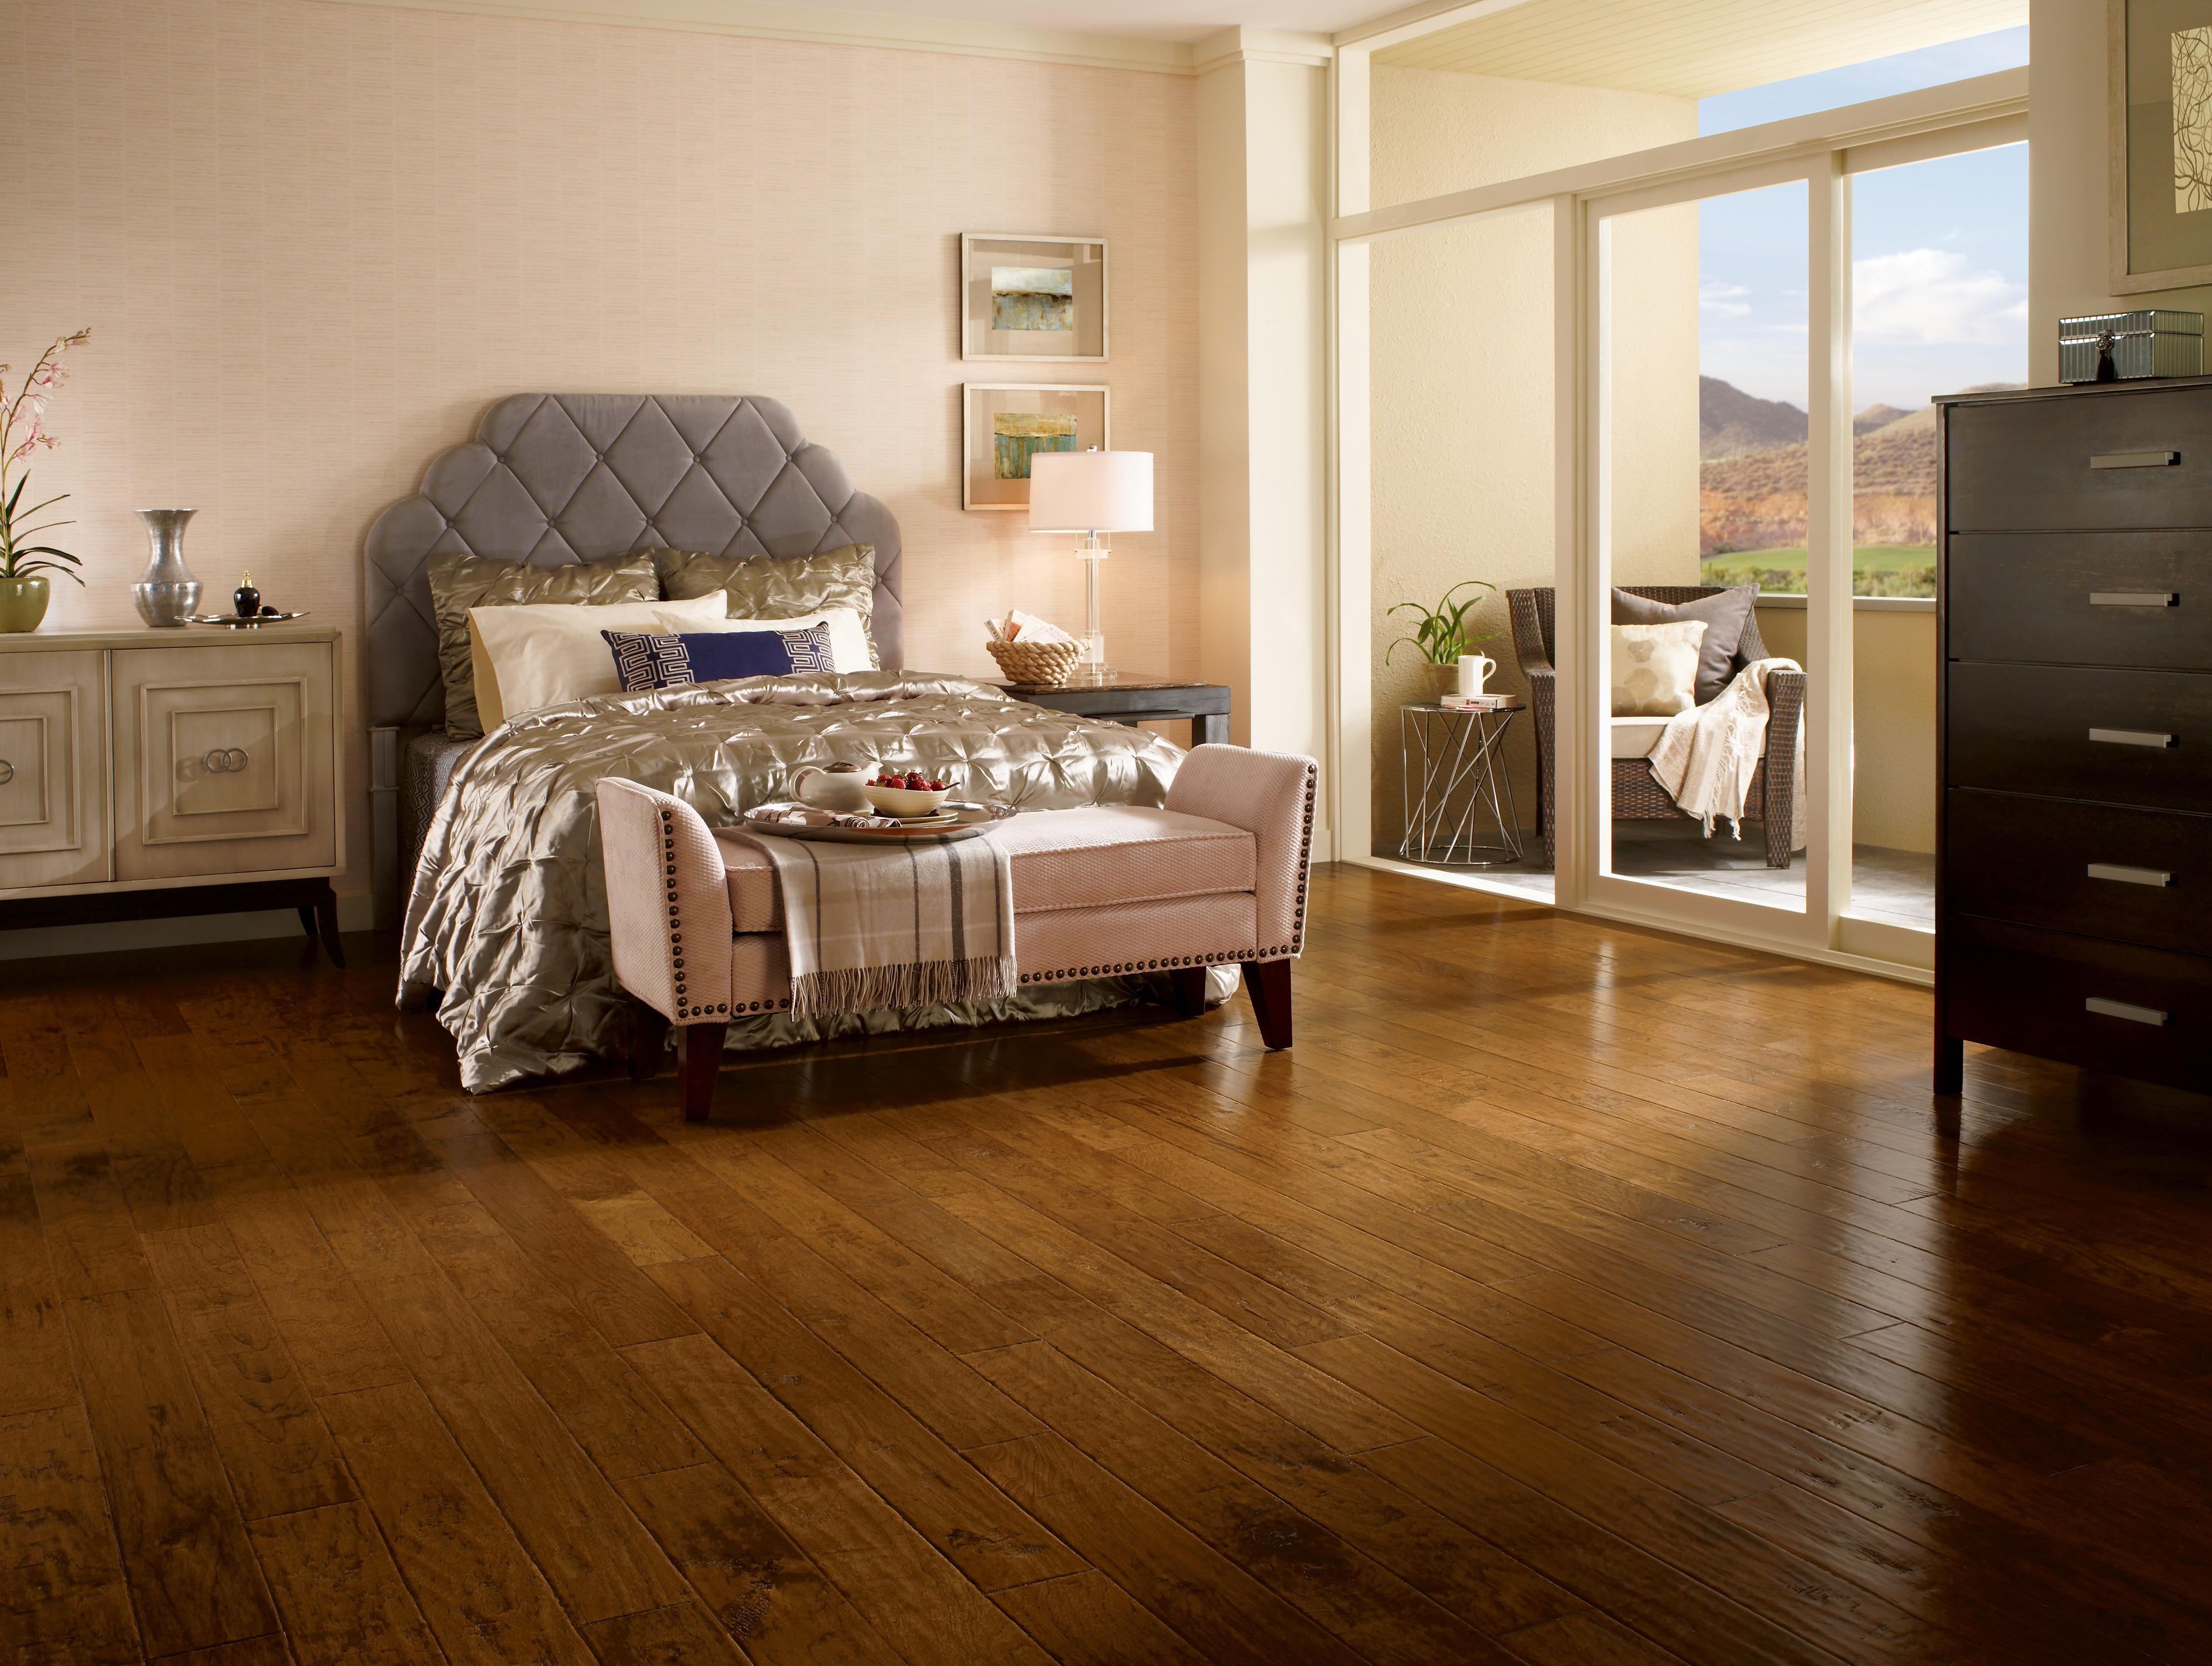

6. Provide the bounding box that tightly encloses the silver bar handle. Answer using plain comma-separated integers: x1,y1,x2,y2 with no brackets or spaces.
2086,996,2169,1026
2088,728,2177,747
2090,451,2180,469
2089,591,2179,606
2086,862,2173,886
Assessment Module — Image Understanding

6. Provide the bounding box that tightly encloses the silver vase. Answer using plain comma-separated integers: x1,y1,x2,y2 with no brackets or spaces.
132,509,202,627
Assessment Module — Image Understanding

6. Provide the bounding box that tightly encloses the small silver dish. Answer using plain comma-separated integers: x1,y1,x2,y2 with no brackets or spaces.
184,610,310,627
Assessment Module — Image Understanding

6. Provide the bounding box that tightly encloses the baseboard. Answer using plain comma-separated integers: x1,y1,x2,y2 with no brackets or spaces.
0,892,377,962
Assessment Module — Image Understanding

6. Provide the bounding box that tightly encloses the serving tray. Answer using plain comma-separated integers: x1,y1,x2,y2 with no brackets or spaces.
185,610,310,627
740,801,1013,845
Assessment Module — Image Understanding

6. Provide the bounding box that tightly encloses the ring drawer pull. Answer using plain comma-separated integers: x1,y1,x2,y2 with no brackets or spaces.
2087,862,2173,887
2089,591,2179,607
2086,996,2169,1026
2090,450,2180,469
0,760,12,785
203,747,250,774
2088,727,2177,747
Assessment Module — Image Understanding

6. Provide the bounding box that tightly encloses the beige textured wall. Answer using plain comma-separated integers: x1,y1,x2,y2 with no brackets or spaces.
1754,603,1936,856
2,0,1197,901
1368,66,1697,850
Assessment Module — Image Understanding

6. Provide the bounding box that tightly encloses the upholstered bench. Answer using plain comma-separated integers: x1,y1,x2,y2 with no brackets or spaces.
598,744,1318,1121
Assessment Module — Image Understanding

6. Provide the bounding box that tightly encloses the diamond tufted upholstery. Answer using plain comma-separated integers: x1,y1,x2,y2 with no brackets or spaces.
365,394,904,729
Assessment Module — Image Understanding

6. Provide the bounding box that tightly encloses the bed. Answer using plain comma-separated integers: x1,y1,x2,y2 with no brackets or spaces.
366,393,1197,1092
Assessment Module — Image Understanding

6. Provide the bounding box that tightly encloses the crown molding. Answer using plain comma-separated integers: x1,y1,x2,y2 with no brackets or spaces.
1193,26,1333,74
307,0,1199,74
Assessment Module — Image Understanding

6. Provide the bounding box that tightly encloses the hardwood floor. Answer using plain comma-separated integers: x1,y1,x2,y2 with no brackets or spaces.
4,864,2211,1665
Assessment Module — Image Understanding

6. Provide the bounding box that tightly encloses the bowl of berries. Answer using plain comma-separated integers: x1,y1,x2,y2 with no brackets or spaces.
862,768,954,818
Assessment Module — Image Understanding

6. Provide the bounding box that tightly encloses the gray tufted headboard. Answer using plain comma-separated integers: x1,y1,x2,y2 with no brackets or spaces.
364,392,904,729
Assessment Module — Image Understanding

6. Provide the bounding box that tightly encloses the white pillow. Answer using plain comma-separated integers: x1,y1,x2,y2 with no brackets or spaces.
470,593,730,729
715,606,872,676
1610,620,1707,716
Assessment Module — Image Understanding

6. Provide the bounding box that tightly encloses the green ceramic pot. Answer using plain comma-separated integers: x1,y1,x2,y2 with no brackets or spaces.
0,577,49,634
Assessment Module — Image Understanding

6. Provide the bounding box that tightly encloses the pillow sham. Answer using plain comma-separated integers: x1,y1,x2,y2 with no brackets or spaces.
1611,621,1707,716
1610,586,1757,706
469,593,730,731
601,622,836,691
696,606,870,676
428,550,659,740
651,544,881,667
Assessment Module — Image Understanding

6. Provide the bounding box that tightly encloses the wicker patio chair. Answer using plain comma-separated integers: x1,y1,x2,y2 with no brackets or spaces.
1506,586,1805,871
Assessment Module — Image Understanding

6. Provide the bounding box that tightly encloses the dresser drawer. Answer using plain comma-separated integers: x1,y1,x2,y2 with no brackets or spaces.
1944,918,2212,1092
1948,532,2212,670
1949,387,2212,531
112,640,338,881
1947,663,2212,812
0,649,109,891
1945,790,2211,952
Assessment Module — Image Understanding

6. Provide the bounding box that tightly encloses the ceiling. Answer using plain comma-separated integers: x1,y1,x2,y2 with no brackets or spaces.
751,0,1403,44
1371,0,2028,98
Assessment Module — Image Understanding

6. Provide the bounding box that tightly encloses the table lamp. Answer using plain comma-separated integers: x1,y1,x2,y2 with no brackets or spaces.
1027,449,1152,679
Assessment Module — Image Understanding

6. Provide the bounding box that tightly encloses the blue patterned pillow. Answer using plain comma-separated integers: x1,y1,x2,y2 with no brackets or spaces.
601,622,837,691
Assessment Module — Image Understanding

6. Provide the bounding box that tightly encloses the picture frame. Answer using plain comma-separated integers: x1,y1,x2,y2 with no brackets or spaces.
2111,0,2212,292
962,384,1111,511
961,233,1110,362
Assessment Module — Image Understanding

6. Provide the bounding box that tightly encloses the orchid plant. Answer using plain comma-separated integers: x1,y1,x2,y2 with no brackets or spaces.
0,328,93,586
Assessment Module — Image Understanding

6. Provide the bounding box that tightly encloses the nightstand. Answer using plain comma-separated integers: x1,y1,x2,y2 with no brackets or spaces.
0,625,347,964
993,672,1232,745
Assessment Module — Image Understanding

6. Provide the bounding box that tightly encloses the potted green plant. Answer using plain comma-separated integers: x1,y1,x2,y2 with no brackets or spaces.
0,329,93,633
1386,579,1500,696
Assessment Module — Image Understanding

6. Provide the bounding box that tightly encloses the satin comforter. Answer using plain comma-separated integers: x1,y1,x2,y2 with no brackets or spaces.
397,671,1187,1091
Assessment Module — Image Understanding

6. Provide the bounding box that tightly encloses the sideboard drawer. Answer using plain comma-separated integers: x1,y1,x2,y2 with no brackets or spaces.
1947,662,2212,812
112,640,337,881
1945,789,2212,954
1948,532,2212,670
1944,917,2212,1093
0,650,108,891
1948,387,2212,531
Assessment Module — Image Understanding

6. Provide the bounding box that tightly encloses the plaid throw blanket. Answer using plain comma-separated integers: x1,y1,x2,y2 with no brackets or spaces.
733,831,1016,1021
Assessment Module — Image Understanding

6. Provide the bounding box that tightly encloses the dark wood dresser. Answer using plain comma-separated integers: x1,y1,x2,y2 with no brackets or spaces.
1937,378,2212,1094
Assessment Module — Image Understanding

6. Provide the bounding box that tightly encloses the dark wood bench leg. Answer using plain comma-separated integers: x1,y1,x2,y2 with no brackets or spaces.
630,997,671,1081
676,1021,727,1122
1167,966,1208,1019
1242,959,1292,1050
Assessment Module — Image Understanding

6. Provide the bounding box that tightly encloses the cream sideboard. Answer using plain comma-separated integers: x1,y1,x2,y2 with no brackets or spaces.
0,626,345,964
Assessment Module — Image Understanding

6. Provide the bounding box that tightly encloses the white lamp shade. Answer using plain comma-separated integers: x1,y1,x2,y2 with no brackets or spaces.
1027,450,1153,533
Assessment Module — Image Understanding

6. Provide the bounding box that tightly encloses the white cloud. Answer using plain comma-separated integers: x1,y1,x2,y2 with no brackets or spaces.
1853,248,2026,345
1699,278,1752,317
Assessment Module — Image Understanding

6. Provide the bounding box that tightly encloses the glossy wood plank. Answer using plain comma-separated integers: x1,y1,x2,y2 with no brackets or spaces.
6,872,2212,1666
246,1499,445,1666
64,1286,277,1657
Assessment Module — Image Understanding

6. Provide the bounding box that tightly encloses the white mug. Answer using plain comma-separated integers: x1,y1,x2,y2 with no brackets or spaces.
1457,654,1496,698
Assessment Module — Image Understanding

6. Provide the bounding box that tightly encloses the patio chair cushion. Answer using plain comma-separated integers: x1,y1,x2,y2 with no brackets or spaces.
1609,716,1671,758
1612,585,1758,704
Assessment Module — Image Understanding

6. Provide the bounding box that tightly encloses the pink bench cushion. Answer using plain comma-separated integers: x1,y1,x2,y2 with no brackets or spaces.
713,805,1255,933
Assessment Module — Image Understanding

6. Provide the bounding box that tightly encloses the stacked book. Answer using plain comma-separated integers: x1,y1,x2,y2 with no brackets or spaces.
1441,692,1515,712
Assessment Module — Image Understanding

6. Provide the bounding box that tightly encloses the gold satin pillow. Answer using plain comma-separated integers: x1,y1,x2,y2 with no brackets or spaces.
427,550,660,739
651,544,880,667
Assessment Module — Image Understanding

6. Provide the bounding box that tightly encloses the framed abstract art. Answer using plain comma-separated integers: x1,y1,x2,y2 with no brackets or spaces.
2113,0,2212,290
961,234,1109,362
962,384,1110,511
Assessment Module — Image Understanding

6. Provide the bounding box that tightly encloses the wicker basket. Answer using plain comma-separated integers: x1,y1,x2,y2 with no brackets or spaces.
987,636,1084,688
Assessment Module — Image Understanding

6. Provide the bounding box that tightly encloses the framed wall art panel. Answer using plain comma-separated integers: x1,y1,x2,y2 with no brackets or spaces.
2113,0,2212,292
962,234,1108,362
962,384,1110,511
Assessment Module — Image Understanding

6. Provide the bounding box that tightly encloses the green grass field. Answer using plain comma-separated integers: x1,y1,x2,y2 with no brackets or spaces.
1701,545,1934,598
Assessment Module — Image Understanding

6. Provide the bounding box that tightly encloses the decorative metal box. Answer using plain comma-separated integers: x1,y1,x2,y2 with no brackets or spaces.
2058,310,2204,383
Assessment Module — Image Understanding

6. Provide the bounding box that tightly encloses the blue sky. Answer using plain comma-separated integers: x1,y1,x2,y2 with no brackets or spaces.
1693,27,2030,413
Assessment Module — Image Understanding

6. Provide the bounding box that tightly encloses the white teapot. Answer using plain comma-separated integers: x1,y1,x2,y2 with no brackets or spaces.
790,762,874,815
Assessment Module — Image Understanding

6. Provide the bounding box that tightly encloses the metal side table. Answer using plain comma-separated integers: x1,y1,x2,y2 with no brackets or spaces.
1400,700,1524,866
